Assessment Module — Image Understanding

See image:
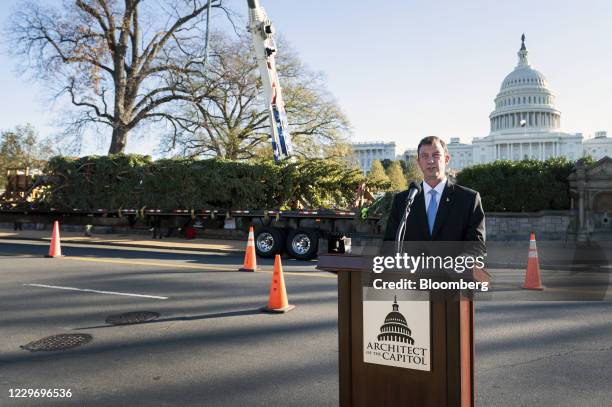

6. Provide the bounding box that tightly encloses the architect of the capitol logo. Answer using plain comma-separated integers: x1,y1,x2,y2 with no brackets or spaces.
363,295,430,370
377,296,414,345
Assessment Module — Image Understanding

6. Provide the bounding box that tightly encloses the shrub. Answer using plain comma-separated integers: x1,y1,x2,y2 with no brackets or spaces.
456,158,576,212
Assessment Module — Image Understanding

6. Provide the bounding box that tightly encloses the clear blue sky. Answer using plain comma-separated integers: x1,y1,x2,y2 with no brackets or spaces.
1,0,612,155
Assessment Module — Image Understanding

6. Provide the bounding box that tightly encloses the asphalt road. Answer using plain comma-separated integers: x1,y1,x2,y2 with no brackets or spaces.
0,240,611,407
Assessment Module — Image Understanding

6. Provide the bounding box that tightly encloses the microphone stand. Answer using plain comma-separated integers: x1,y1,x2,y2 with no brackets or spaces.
395,197,415,254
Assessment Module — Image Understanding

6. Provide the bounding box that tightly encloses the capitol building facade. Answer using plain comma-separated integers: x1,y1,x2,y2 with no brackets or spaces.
447,35,612,171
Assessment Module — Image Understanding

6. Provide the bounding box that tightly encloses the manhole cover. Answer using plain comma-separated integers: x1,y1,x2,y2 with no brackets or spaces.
21,334,93,352
105,311,160,325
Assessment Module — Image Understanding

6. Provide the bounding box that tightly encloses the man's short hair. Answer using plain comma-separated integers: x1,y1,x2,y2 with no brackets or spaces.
417,136,449,156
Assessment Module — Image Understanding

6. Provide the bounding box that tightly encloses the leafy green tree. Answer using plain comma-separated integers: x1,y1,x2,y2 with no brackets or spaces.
403,156,423,183
381,158,422,184
385,160,407,191
366,160,390,191
0,124,53,188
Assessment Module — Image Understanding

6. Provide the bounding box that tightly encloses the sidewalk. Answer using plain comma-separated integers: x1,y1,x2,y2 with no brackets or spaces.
0,228,244,253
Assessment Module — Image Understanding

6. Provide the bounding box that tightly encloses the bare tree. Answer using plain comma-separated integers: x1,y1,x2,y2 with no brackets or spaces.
162,32,351,160
7,0,233,154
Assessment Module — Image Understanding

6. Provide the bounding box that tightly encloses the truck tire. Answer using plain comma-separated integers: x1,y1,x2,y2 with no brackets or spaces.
286,229,319,260
255,227,285,258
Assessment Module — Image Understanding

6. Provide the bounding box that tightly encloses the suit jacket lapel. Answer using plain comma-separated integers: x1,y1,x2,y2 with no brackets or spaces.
432,180,455,239
411,187,429,240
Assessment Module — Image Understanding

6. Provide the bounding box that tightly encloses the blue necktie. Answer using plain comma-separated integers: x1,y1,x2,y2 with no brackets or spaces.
427,190,438,236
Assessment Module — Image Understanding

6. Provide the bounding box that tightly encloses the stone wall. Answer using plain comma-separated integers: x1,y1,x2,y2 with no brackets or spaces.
486,210,574,241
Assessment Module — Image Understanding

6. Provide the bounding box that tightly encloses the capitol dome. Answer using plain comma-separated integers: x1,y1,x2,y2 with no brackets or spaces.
489,35,561,134
500,66,548,91
384,310,407,325
377,296,414,344
447,34,588,171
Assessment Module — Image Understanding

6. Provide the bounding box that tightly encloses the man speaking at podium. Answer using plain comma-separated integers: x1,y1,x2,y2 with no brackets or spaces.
384,136,485,245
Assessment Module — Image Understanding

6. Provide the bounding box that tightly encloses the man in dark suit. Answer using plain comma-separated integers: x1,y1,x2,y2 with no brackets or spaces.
384,136,485,244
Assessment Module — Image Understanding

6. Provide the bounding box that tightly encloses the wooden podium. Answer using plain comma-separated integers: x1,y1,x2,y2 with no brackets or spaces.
318,254,489,407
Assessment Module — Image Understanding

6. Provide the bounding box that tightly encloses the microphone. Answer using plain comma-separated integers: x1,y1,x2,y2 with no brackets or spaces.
405,181,421,205
396,181,422,253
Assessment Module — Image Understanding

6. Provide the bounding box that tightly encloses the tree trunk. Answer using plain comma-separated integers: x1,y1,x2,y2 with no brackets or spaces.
108,127,129,154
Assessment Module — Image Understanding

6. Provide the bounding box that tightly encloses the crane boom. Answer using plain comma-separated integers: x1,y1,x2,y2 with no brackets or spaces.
247,0,293,162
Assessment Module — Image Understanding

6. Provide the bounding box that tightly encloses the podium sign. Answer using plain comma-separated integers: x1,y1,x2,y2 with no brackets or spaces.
317,254,484,407
362,290,431,371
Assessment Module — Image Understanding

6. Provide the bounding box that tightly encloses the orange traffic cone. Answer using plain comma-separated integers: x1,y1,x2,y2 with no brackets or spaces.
261,255,295,313
239,226,258,272
523,232,543,290
46,221,63,258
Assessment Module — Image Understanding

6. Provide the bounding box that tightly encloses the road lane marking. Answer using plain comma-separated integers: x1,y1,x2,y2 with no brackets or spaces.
24,283,169,299
62,256,336,278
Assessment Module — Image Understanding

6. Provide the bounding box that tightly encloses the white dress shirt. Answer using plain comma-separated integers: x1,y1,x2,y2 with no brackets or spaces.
422,178,447,214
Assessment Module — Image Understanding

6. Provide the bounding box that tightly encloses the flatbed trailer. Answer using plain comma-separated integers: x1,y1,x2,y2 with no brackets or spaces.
0,207,382,260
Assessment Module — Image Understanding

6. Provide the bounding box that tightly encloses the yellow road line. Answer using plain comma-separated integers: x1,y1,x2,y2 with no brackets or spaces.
62,256,336,278
0,238,232,256
64,256,234,270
